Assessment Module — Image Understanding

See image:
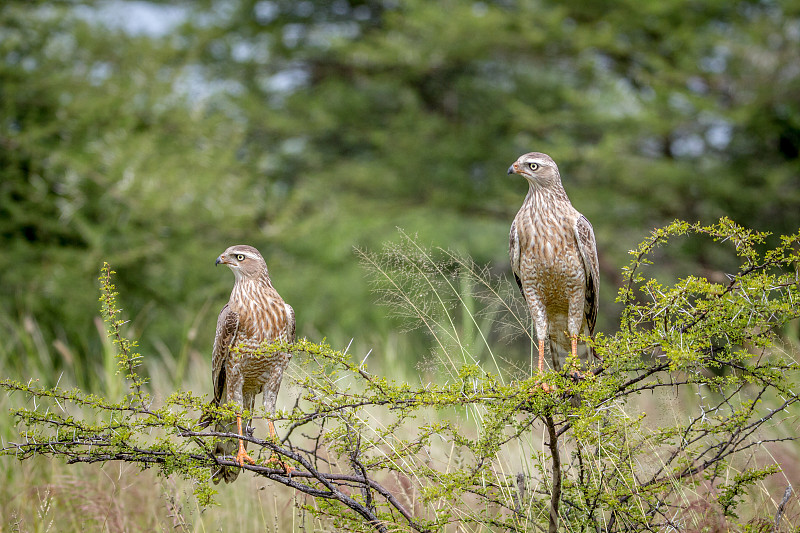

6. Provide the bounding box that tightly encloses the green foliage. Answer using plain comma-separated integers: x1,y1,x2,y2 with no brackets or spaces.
99,263,147,404
717,465,782,519
3,220,799,531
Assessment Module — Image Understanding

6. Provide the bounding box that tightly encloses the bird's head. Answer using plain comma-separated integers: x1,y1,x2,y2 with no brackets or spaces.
507,152,562,189
215,245,268,281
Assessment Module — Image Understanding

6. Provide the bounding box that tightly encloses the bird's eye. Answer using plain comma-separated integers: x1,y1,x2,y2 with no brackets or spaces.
528,163,539,171
235,254,245,261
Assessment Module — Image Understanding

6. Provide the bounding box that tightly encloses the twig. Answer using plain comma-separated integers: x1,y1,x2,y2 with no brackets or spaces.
772,485,793,533
544,415,561,533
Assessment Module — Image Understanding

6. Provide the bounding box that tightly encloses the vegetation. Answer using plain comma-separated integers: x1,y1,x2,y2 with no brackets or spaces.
2,0,799,380
3,220,800,531
2,0,799,530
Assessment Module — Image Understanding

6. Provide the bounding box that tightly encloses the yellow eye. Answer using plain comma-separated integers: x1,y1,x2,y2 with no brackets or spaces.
528,163,539,171
235,254,245,261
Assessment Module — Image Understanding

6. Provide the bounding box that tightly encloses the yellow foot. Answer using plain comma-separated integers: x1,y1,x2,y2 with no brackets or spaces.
265,454,295,474
236,439,256,467
566,369,586,381
527,380,552,395
263,419,293,473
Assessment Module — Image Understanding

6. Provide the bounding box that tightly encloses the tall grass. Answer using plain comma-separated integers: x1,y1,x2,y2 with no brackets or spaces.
0,310,301,532
3,230,800,531
0,304,436,531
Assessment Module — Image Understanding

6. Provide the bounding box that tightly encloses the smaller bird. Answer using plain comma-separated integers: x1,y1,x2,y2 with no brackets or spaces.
208,245,295,483
507,152,599,386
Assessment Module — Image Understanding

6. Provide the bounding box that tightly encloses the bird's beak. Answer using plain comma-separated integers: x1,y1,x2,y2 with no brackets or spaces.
215,255,226,266
507,163,517,175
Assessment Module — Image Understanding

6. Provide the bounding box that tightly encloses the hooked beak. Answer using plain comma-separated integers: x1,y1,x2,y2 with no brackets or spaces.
215,255,227,266
507,163,518,175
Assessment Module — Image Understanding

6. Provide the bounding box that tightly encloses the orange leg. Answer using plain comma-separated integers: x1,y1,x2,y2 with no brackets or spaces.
569,334,586,380
538,339,545,373
536,339,552,392
235,414,255,467
264,419,295,474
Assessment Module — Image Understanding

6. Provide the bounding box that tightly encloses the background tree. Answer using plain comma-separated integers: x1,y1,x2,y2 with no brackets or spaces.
1,0,798,383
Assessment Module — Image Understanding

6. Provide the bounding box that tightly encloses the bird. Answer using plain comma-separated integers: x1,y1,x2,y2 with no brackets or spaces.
208,244,295,483
506,152,599,387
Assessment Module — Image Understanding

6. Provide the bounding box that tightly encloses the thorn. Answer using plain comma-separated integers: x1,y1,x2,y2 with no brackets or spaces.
360,349,373,368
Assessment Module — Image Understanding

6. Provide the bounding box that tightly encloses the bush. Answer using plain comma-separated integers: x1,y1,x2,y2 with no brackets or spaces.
2,219,799,531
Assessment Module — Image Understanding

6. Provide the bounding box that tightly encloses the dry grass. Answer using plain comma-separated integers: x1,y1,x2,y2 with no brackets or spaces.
0,456,320,532
622,381,800,532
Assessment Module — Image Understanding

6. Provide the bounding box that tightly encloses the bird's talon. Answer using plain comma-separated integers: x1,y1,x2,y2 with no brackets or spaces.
236,445,256,467
265,454,294,474
527,381,553,395
567,370,585,382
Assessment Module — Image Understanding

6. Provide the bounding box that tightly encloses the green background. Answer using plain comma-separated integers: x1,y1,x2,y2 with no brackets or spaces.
1,0,798,386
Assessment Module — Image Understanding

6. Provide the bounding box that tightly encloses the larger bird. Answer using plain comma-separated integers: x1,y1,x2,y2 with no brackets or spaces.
210,244,295,483
507,152,599,385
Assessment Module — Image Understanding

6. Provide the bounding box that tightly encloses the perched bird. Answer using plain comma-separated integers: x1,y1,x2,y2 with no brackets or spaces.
209,244,295,483
507,152,599,385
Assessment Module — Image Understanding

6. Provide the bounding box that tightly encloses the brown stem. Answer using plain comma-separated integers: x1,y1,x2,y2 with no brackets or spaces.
544,415,561,533
773,485,793,532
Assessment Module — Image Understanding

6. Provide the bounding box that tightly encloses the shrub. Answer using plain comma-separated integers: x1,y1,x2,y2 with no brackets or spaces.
3,218,799,531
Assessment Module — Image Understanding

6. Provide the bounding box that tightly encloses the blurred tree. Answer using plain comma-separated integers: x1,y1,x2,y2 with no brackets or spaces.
0,0,798,382
0,3,265,382
179,0,800,324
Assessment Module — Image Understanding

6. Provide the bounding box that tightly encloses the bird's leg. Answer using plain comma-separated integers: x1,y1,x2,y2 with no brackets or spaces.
235,414,255,467
263,418,295,474
567,334,586,381
538,339,545,373
536,339,552,392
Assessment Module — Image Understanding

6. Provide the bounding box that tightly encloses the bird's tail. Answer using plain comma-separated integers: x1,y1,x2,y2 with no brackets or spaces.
199,401,249,484
197,401,216,429
212,417,242,484
588,338,602,363
547,339,562,372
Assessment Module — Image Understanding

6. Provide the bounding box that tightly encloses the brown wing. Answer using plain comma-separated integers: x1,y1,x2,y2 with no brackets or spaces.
283,302,296,343
574,215,599,335
212,303,239,406
509,219,524,296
